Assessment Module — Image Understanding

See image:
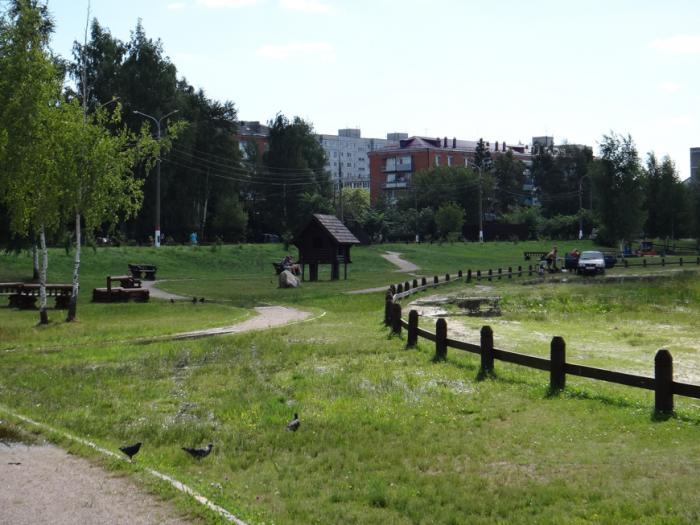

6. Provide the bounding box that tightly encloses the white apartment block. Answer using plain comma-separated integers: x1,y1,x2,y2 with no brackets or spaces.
318,129,407,189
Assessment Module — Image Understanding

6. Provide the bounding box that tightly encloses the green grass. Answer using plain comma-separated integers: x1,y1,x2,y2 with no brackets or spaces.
2,242,700,524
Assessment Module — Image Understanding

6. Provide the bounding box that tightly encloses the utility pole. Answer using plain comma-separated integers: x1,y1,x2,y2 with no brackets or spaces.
134,109,179,247
339,161,344,222
578,177,584,240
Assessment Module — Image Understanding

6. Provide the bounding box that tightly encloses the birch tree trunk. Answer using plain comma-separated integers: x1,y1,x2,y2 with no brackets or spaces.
67,211,81,322
32,241,39,281
39,225,49,325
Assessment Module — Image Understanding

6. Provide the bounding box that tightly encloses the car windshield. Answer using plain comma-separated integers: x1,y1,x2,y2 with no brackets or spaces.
580,251,603,260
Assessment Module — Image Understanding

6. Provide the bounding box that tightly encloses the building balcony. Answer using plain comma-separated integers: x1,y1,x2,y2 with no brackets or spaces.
383,181,409,189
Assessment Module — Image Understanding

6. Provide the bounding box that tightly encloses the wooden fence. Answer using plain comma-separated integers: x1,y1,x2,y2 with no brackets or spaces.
384,261,700,414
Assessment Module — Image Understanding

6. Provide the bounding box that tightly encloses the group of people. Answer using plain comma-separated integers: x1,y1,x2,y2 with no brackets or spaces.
539,246,581,274
280,255,301,276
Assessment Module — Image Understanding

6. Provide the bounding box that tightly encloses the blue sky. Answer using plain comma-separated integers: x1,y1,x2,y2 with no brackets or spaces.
46,0,700,179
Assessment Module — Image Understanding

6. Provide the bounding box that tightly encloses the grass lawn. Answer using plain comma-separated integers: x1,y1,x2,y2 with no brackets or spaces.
2,242,700,524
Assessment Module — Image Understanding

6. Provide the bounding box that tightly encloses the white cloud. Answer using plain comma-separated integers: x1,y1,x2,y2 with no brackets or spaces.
659,81,681,93
168,2,187,10
257,42,335,61
279,0,332,13
649,35,700,54
197,0,260,7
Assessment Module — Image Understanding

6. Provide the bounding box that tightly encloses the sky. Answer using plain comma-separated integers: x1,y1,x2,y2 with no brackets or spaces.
42,0,700,179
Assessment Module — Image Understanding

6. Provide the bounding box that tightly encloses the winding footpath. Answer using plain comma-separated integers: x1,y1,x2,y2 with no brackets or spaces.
1,281,314,525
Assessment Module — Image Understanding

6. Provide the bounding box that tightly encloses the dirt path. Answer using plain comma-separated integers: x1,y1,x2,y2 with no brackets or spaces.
1,298,314,524
381,251,420,273
141,279,189,301
0,442,190,525
153,305,313,341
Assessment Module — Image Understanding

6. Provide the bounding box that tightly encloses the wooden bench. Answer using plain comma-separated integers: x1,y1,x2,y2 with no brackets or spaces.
92,275,149,303
128,263,157,280
108,275,142,289
457,296,502,317
0,282,72,309
524,251,547,261
272,261,300,276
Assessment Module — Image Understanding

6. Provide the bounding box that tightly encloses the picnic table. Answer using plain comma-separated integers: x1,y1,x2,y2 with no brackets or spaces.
92,275,149,303
523,251,547,261
128,263,157,280
0,282,72,309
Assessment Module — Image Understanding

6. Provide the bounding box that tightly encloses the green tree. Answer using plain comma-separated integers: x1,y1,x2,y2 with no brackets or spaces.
642,153,684,240
492,150,526,214
590,133,645,245
0,0,67,324
261,114,331,233
58,100,170,321
435,202,465,239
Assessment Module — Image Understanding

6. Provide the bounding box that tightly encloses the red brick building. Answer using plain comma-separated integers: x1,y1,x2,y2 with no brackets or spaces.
369,136,531,204
236,121,269,160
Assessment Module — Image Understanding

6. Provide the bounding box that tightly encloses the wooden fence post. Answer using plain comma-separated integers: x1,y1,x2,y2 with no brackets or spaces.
508,266,512,279
445,273,450,282
389,284,396,295
458,270,463,278
435,318,447,361
413,278,418,289
528,265,532,276
480,325,494,373
397,283,404,294
498,268,502,279
467,269,472,283
421,277,427,286
679,257,683,266
391,303,402,336
550,336,566,391
407,309,418,348
655,349,673,414
405,281,410,291
476,270,481,281
488,269,493,281
434,275,439,285
662,257,666,267
384,297,393,326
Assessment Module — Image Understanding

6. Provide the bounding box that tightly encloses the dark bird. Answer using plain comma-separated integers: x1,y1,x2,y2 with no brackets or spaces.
182,443,213,460
119,442,142,461
192,297,197,304
286,413,300,432
199,297,205,303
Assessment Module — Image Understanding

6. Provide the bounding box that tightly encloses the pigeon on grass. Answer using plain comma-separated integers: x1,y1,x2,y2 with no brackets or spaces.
286,413,300,432
119,442,142,462
182,443,213,460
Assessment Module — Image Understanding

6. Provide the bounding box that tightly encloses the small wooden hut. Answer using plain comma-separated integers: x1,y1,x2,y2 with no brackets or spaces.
293,214,360,281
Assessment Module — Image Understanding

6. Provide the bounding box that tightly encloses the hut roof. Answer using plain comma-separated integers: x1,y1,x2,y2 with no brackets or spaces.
300,214,360,245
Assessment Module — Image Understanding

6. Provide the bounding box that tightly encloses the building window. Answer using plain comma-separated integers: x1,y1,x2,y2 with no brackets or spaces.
385,157,396,171
447,155,453,166
435,155,440,167
347,162,351,167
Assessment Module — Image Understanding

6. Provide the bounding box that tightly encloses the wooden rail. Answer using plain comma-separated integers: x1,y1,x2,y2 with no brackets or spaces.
387,299,698,415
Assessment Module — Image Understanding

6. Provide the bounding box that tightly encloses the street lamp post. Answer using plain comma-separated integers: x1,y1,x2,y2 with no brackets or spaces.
134,109,179,247
467,161,487,243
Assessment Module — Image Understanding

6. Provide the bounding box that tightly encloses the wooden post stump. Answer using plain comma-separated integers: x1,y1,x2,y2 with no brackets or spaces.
498,268,502,279
680,257,683,266
397,283,404,294
518,265,522,277
550,336,566,391
476,270,481,281
407,310,418,348
435,318,447,361
488,269,492,281
467,269,472,282
421,277,427,286
413,278,418,288
445,273,450,282
528,264,532,276
434,275,439,285
458,270,463,278
404,281,410,291
384,297,393,326
480,325,494,373
508,266,512,278
655,349,673,414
